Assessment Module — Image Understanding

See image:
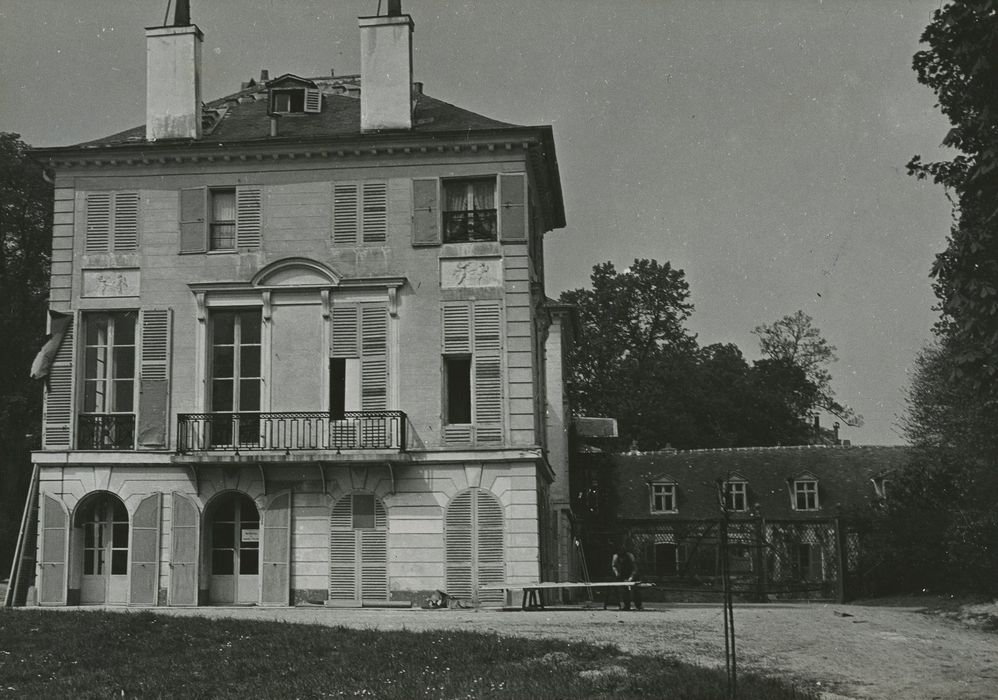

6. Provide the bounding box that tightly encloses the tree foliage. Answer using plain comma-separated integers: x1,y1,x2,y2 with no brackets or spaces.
0,133,51,573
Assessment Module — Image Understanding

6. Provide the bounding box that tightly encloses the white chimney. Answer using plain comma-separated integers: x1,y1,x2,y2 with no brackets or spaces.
358,1,413,132
145,2,202,141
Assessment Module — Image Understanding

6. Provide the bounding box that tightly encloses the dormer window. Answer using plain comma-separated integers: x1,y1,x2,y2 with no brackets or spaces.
650,482,678,514
271,89,304,113
721,479,748,512
266,75,322,114
793,479,820,511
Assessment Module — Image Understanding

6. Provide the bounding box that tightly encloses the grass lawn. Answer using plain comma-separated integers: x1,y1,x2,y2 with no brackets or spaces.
0,610,817,699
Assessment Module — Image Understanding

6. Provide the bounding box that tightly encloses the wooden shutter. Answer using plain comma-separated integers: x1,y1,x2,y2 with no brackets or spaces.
362,182,388,244
37,494,68,605
235,186,263,248
179,187,207,253
138,309,172,448
113,192,140,251
475,489,505,605
442,303,471,354
329,496,357,602
42,316,74,449
331,305,359,358
304,88,322,113
360,305,387,411
261,492,291,606
412,178,440,246
85,193,111,253
499,174,526,242
169,492,200,606
360,498,388,601
445,490,474,600
332,183,359,246
473,302,504,444
129,493,162,606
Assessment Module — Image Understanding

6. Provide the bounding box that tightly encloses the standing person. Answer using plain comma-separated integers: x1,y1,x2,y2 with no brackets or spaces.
605,543,643,610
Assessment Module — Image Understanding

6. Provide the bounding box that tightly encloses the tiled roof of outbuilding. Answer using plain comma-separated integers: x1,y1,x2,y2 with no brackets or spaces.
600,445,910,521
75,75,523,148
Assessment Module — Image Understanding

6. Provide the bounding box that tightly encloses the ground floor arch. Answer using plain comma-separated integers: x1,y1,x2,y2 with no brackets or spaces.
74,491,129,605
445,487,505,605
205,491,260,605
328,492,388,605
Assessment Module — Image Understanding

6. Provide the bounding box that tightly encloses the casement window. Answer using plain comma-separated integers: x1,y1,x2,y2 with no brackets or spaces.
443,178,497,242
650,482,678,514
208,310,262,446
796,543,824,581
85,191,139,253
441,301,503,445
179,185,262,253
793,479,820,511
332,182,388,245
329,303,388,413
721,480,748,512
79,311,137,449
269,87,321,114
412,173,526,246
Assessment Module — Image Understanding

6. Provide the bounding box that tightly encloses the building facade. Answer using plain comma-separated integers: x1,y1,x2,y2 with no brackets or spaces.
27,2,569,607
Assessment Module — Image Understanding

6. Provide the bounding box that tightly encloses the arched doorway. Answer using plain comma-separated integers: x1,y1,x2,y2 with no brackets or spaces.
445,488,504,605
328,493,388,605
206,492,260,605
75,492,129,605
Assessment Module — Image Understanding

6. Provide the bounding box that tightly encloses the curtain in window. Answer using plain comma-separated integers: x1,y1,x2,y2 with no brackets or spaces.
445,184,467,212
212,191,236,222
472,181,494,210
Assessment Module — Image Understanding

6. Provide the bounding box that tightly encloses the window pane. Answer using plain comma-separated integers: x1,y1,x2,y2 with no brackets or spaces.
472,179,495,209
112,347,135,379
213,521,234,549
86,316,108,345
212,190,236,221
210,224,235,250
213,313,235,345
84,524,95,548
111,550,128,575
212,347,234,379
84,347,101,380
239,313,261,344
83,380,99,413
211,380,234,411
240,346,260,378
84,553,94,576
114,313,136,345
239,548,259,575
239,497,259,526
112,523,129,547
352,494,376,529
96,550,105,575
239,380,260,411
329,358,346,419
445,357,472,424
212,549,234,575
444,182,468,211
214,496,236,522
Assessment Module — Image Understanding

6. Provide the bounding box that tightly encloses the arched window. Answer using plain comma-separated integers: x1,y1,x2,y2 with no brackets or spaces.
329,493,388,604
445,488,504,605
206,492,260,604
75,491,129,605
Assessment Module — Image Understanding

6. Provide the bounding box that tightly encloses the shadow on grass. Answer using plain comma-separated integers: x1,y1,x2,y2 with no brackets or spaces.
0,609,818,699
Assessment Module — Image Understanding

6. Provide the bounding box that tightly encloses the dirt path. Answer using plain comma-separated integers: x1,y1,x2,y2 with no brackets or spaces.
33,602,998,699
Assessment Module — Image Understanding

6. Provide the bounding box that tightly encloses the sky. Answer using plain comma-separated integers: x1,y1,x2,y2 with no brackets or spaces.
0,0,954,446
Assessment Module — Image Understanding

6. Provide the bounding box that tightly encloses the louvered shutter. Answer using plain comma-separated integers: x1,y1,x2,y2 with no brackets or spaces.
331,305,359,358
360,499,388,601
235,186,263,248
85,193,112,253
304,88,322,113
169,492,200,606
332,183,359,246
179,187,207,253
498,174,527,242
113,192,140,251
412,178,440,246
473,302,504,444
360,305,387,412
261,492,291,606
445,490,474,600
138,309,172,448
362,182,388,244
42,316,74,449
476,490,505,605
37,495,68,605
442,303,471,354
329,496,357,602
129,493,161,605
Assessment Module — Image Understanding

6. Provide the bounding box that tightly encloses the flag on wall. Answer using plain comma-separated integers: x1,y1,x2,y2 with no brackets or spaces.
30,311,71,380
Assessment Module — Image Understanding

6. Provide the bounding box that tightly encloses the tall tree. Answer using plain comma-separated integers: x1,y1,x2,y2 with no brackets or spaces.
753,310,860,427
0,133,52,574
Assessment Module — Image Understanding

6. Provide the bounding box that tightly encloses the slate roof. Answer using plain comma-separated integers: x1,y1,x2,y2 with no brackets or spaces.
596,445,910,521
75,75,524,149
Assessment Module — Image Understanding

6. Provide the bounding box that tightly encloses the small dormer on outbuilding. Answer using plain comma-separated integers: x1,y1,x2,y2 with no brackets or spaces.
788,471,821,511
267,75,322,114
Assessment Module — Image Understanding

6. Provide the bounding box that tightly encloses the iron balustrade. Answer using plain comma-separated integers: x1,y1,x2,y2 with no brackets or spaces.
442,209,497,242
177,411,407,453
77,414,136,450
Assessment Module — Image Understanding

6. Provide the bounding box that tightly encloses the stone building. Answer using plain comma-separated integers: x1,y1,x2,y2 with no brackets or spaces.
24,0,570,607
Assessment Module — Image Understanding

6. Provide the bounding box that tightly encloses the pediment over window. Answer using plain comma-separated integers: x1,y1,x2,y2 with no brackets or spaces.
789,470,818,482
251,258,341,288
647,473,677,485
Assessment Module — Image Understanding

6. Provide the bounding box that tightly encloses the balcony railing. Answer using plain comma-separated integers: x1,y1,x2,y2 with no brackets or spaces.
443,209,497,243
177,411,407,453
77,413,136,450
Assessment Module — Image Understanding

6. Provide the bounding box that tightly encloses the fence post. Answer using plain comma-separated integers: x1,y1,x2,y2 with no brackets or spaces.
834,516,847,603
753,513,767,603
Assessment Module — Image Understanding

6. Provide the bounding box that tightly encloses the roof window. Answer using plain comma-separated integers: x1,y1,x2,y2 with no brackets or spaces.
266,75,322,114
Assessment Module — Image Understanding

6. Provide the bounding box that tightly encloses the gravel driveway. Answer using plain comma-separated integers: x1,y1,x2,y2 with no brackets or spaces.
70,600,997,700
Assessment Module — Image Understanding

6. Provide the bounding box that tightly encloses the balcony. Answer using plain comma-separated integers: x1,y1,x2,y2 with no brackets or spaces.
77,414,136,450
177,411,407,453
443,209,497,243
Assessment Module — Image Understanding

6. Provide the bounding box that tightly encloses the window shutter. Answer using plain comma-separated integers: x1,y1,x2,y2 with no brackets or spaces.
261,492,291,606
412,178,440,246
113,192,140,251
360,529,389,600
361,182,388,244
169,492,200,606
332,183,359,246
137,309,172,448
473,302,503,444
442,303,471,354
304,88,322,113
329,496,357,601
499,174,526,242
476,489,505,605
85,193,111,253
235,186,263,248
445,490,474,600
179,187,207,253
331,305,359,358
37,494,68,605
360,305,388,411
129,493,161,605
42,316,74,449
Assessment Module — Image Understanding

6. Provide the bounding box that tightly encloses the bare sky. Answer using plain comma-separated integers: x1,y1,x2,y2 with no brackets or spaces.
0,0,954,445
